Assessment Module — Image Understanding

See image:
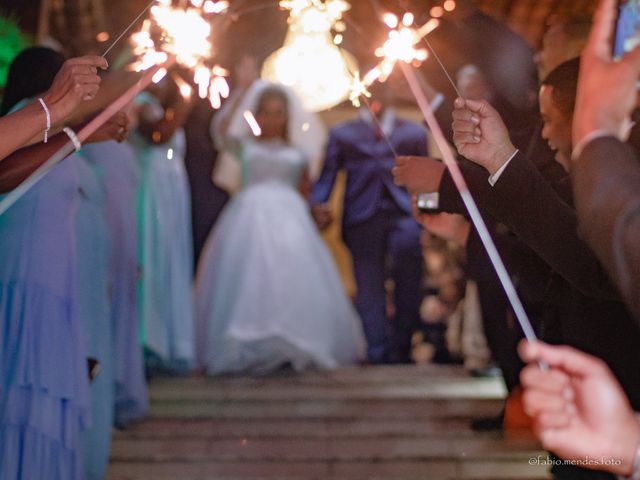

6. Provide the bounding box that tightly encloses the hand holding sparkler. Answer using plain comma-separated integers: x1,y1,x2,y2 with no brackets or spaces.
43,56,109,126
85,111,130,144
451,98,517,176
355,2,540,344
519,340,640,475
393,156,444,193
412,207,471,247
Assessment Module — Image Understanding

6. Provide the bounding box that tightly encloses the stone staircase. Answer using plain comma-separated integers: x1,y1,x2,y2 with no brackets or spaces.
106,365,551,480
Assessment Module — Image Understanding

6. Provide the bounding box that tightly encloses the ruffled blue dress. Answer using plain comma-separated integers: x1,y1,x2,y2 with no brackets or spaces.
0,150,89,479
81,141,148,427
74,154,113,479
131,93,195,373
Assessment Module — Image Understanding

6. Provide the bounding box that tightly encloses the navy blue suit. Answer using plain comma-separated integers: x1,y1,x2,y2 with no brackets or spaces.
311,115,427,363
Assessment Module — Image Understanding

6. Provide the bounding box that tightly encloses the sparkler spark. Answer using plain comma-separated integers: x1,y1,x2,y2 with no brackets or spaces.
353,4,539,347
348,71,371,108
349,13,438,106
129,0,230,109
243,110,262,137
368,15,438,84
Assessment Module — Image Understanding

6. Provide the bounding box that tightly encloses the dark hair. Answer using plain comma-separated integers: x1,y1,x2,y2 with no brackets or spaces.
1,47,66,116
256,86,289,140
540,57,581,118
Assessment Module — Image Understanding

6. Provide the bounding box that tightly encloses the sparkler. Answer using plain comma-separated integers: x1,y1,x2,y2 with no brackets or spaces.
127,0,231,109
357,7,540,344
101,0,156,57
359,14,439,89
0,62,174,216
399,62,538,343
243,110,262,137
0,0,229,215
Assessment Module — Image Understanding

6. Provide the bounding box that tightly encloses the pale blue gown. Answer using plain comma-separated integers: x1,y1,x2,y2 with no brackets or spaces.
0,148,89,478
131,93,195,372
74,154,113,480
81,141,148,427
195,139,365,375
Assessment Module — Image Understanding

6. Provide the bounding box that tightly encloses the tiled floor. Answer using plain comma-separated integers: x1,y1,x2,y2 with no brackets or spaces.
106,365,551,480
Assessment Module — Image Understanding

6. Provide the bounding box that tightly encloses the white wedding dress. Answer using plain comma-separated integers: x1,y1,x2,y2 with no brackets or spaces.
195,138,366,375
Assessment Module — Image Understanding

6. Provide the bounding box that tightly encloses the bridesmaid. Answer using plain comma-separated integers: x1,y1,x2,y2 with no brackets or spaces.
130,78,195,373
0,46,127,480
81,139,149,427
0,46,90,480
74,150,114,480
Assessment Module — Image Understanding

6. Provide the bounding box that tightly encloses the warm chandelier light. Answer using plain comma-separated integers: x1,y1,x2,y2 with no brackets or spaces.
262,0,358,112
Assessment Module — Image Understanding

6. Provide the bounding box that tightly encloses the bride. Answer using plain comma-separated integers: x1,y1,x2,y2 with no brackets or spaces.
195,59,365,375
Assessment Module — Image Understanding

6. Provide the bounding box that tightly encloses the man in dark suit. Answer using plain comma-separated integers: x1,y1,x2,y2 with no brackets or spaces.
395,57,640,478
570,0,640,323
518,3,640,477
310,84,428,364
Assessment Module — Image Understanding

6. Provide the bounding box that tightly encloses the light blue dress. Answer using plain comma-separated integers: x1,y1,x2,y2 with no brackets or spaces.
81,141,148,427
74,154,113,480
131,93,195,372
195,139,365,375
0,151,89,479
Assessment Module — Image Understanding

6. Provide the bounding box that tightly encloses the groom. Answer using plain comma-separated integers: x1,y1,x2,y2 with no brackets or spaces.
311,80,428,364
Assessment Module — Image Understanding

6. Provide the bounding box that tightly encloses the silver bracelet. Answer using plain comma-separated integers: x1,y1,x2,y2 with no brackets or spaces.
62,127,82,152
37,97,51,143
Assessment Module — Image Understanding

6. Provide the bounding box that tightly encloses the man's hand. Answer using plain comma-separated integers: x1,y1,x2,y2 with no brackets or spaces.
393,156,445,193
519,340,640,476
412,203,470,246
43,56,109,126
311,203,333,230
573,0,640,152
86,111,129,144
452,98,517,175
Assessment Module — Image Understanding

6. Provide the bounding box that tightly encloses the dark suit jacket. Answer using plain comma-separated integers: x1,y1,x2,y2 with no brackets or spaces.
439,155,619,301
437,154,640,410
573,136,640,322
310,117,428,228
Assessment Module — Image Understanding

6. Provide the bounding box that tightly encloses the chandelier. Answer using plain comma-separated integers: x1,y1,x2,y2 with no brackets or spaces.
262,0,358,112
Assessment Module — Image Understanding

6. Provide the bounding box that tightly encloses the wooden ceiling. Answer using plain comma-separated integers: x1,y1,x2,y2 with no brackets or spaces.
0,0,598,68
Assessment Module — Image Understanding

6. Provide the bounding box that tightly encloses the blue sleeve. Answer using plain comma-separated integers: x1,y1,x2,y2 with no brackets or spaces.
310,129,343,204
412,128,429,157
397,124,429,157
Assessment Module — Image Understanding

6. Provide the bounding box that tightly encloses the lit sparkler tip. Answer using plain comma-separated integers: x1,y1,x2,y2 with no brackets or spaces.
243,110,262,137
429,6,445,18
417,18,440,37
152,67,168,83
364,13,441,88
172,73,193,100
203,0,229,14
349,70,373,107
363,67,381,87
383,13,398,29
129,0,229,106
